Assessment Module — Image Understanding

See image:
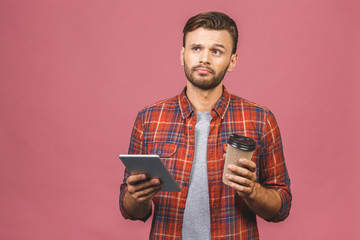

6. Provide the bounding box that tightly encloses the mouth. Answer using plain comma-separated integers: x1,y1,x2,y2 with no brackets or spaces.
196,68,211,75
194,66,214,75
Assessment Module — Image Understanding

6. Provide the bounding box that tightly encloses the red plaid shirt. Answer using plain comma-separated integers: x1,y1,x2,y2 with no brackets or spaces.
120,87,291,239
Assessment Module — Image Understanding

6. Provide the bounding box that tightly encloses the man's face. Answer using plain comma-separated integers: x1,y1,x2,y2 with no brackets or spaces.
181,28,238,90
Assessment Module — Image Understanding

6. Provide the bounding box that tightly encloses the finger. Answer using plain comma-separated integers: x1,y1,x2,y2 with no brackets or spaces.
227,180,253,195
238,158,256,172
131,185,162,203
136,189,161,204
133,184,162,199
128,178,161,194
225,173,253,187
127,173,147,185
136,178,162,192
228,164,256,181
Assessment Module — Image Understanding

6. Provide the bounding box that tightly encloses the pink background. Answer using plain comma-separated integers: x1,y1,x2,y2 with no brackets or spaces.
1,0,359,239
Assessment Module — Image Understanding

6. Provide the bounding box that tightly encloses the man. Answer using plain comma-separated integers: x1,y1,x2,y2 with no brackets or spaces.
119,11,291,239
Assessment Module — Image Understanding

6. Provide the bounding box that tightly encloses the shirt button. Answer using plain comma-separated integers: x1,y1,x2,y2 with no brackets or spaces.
178,209,183,214
189,126,192,130
187,154,191,157
157,150,162,155
182,182,187,187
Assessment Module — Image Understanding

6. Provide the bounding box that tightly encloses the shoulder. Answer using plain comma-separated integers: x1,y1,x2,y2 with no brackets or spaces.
229,93,271,115
227,93,281,138
136,95,180,120
227,93,280,128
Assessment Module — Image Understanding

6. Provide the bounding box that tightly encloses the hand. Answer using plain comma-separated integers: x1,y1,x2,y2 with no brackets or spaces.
126,173,162,205
225,158,257,199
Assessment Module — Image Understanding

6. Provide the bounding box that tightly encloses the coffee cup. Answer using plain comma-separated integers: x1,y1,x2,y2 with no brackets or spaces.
223,134,256,185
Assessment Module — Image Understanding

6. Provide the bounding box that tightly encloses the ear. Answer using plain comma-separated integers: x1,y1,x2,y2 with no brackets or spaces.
180,47,185,66
227,53,238,72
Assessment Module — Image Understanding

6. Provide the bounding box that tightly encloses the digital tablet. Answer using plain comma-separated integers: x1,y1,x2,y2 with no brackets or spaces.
119,154,181,192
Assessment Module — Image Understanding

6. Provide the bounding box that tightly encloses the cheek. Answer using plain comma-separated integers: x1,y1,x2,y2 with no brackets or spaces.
185,55,196,65
213,60,228,71
185,50,201,62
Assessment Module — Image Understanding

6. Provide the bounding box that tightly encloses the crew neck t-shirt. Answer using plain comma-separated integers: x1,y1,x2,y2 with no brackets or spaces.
182,112,212,239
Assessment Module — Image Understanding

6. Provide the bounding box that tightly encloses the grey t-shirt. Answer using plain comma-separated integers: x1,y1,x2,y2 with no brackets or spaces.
182,112,212,239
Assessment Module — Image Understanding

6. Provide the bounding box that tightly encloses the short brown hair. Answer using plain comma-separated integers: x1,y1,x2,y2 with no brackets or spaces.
183,11,238,54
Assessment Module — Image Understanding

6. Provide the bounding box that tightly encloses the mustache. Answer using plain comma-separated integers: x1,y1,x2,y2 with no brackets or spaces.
191,65,215,74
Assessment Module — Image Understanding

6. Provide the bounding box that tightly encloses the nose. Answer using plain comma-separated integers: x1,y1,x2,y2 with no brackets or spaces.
199,50,210,65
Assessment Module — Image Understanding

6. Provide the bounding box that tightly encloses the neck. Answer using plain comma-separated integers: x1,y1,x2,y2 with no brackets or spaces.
186,81,223,112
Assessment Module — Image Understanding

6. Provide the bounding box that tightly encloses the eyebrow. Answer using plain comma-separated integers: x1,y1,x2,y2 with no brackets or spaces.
189,43,227,50
190,44,202,48
214,44,226,50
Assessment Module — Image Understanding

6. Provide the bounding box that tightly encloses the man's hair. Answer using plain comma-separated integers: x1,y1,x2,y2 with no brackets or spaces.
183,11,238,54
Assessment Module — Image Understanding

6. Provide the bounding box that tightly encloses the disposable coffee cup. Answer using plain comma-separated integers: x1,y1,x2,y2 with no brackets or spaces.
223,134,256,185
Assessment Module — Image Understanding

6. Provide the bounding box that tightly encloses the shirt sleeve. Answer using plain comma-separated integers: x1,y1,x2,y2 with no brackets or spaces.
119,111,152,222
258,110,292,222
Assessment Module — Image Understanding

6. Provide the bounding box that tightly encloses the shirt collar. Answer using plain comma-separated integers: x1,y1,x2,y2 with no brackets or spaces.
178,86,231,119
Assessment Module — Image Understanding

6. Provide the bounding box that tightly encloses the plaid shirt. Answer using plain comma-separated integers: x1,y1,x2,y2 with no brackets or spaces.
120,87,291,239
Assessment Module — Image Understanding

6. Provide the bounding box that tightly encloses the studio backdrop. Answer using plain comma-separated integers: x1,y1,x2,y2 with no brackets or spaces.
0,0,359,239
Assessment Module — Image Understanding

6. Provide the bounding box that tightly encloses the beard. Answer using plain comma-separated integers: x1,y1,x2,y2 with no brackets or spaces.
183,61,229,90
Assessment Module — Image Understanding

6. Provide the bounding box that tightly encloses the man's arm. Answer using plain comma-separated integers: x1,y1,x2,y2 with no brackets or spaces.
120,111,161,221
122,173,162,219
225,110,291,221
225,158,282,220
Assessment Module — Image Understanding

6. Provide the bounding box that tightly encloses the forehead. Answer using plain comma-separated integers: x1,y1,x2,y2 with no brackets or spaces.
184,28,233,48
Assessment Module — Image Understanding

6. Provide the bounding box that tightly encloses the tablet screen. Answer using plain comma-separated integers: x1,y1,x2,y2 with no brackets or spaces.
119,154,181,192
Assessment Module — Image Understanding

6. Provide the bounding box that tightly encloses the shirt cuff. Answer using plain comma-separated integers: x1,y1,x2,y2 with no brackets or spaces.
265,188,292,222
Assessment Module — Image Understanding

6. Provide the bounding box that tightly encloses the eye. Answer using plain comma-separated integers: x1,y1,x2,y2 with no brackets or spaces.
192,47,201,52
212,49,222,55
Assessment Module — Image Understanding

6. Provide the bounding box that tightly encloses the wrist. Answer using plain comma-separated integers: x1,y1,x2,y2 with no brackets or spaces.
124,191,152,219
245,182,260,201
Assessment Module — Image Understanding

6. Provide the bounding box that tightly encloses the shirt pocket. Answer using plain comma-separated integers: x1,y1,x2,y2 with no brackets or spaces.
147,142,178,187
148,142,177,158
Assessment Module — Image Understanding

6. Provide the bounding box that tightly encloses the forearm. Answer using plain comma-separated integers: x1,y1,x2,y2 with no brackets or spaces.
243,183,282,220
122,191,152,219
